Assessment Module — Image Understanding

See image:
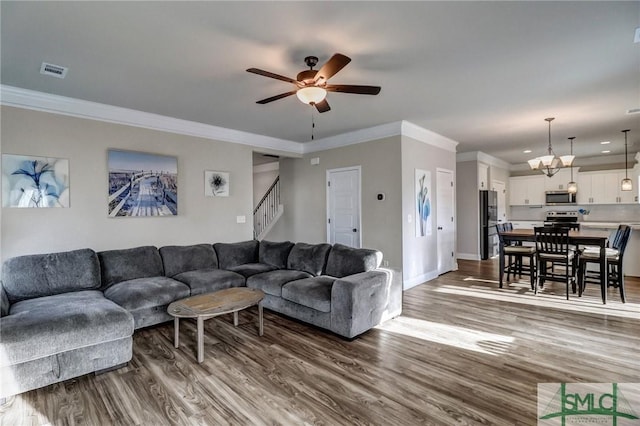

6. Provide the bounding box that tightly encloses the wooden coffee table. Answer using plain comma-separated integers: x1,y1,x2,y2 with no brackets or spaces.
167,287,265,363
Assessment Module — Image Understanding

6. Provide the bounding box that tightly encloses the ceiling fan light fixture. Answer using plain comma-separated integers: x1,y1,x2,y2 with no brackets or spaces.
296,86,327,105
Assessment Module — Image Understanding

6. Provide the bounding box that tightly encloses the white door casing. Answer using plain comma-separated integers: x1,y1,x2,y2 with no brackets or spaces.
326,166,362,248
437,168,456,274
492,180,506,223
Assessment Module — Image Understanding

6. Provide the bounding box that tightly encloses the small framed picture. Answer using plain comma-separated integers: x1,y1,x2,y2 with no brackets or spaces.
204,171,229,197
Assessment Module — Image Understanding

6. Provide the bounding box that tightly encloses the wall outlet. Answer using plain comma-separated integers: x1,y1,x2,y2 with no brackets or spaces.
310,157,320,165
383,260,389,267
407,214,412,223
236,215,246,224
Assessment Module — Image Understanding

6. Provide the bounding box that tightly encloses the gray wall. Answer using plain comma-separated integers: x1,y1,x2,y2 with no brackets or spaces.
268,136,403,270
456,160,480,259
1,106,254,262
253,166,279,207
401,135,456,287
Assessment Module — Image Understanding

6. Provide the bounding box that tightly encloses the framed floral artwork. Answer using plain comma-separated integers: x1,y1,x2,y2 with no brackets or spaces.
204,171,229,197
2,154,70,208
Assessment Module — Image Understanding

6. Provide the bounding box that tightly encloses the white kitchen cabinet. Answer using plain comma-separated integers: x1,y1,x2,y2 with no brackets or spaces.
478,163,489,190
577,170,637,204
543,168,573,192
510,221,544,230
508,175,544,205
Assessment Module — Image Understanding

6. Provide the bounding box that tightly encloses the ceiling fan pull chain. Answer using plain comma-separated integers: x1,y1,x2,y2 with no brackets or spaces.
311,108,315,140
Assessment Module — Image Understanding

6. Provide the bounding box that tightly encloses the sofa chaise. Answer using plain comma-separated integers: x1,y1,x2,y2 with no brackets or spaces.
0,240,402,399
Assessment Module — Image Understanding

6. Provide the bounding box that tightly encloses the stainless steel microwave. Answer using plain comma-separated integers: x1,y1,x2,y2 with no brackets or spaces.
545,191,576,205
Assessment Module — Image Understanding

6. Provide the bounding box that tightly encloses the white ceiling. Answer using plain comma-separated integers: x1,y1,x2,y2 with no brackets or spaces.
1,1,639,166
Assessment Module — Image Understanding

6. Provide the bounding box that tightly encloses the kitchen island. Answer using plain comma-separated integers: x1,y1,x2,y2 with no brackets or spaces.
579,222,640,278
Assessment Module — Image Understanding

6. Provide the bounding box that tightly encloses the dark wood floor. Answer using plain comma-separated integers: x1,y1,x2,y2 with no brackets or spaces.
2,259,639,425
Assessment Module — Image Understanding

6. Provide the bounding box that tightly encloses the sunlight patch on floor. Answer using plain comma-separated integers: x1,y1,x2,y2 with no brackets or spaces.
435,281,640,319
376,316,514,355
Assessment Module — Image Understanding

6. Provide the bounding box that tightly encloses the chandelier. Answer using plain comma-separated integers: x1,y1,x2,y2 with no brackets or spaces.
528,117,575,177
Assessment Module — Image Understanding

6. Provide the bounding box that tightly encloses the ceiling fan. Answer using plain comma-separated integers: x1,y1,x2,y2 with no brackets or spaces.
247,53,381,113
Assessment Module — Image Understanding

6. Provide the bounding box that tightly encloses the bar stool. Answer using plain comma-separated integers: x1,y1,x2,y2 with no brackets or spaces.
497,224,536,290
577,225,632,303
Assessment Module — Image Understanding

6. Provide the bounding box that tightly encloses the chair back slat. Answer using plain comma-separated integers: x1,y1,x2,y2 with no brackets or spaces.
534,226,570,255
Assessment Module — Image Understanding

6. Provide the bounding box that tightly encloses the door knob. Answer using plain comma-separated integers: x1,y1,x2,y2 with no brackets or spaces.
437,226,443,230
353,228,357,232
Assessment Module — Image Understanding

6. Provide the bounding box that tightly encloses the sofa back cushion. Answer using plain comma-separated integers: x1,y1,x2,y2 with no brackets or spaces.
1,248,101,303
259,240,295,269
325,244,383,278
159,244,218,277
98,246,163,289
287,243,332,276
214,240,259,269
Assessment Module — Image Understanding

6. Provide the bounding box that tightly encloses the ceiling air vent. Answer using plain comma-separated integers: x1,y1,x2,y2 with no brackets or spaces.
40,62,68,79
627,107,640,115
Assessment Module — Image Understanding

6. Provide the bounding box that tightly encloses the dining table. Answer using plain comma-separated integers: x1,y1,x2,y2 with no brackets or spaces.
499,228,611,302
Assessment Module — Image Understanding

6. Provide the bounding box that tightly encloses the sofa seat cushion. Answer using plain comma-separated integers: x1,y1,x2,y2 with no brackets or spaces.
226,263,276,278
173,268,245,295
282,276,336,313
104,277,190,311
1,290,133,367
246,270,312,297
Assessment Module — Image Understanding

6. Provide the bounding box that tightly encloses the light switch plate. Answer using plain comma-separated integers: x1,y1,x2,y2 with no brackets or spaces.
236,215,246,224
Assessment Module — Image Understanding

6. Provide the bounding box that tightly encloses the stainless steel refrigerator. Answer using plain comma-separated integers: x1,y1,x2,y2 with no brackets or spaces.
479,190,498,260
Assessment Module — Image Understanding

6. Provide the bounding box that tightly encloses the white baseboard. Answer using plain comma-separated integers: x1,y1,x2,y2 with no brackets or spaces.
403,270,439,290
457,253,481,261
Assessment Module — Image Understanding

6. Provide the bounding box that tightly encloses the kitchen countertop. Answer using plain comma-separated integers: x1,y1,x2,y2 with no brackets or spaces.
579,222,640,230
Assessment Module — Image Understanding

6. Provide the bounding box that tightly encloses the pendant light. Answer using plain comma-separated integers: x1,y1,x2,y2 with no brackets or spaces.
567,137,577,194
621,129,632,191
528,117,574,177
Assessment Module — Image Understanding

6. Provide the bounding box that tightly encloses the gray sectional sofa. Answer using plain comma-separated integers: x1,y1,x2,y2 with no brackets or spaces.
0,240,401,399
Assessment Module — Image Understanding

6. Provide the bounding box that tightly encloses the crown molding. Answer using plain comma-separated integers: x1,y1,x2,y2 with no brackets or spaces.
302,121,402,154
400,121,458,152
303,120,459,154
1,85,461,157
456,151,511,169
0,85,303,154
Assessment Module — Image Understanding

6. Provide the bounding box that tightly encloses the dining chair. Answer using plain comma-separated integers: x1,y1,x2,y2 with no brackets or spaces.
496,224,536,290
534,226,574,299
577,225,632,303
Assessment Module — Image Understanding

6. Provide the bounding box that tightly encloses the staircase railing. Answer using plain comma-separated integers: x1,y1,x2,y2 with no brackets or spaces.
253,176,280,239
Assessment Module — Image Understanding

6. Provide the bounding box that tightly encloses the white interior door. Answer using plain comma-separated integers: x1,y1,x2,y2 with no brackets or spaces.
492,180,506,223
437,169,456,274
327,167,361,248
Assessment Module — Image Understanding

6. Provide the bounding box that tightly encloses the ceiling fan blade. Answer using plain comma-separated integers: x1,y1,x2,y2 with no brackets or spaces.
247,68,298,84
314,99,331,113
314,53,351,83
325,84,381,95
256,91,297,104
